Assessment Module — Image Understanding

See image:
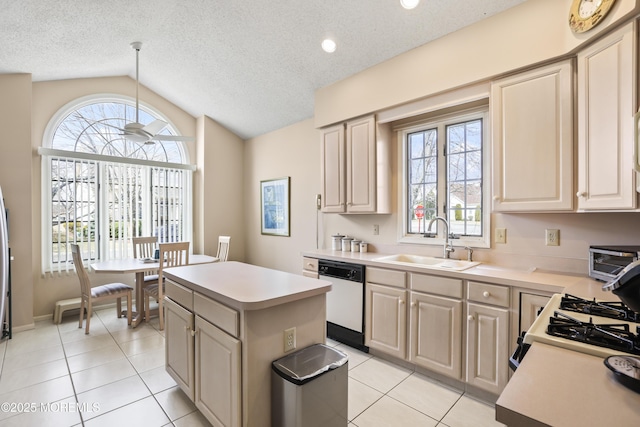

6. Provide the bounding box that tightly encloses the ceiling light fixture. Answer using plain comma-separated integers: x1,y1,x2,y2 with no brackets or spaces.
400,0,420,10
321,39,337,53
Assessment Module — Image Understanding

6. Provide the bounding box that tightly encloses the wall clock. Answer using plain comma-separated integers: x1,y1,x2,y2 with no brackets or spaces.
569,0,617,33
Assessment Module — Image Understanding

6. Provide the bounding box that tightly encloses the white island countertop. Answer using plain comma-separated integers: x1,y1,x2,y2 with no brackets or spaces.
163,261,332,311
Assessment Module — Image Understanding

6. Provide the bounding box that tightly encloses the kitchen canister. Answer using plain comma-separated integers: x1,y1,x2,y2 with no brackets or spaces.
351,239,361,252
359,242,368,253
341,236,353,252
331,233,344,251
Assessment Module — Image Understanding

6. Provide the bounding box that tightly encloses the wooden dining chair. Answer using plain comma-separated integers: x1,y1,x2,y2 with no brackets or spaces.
132,236,160,291
144,241,190,330
71,244,133,334
216,235,231,262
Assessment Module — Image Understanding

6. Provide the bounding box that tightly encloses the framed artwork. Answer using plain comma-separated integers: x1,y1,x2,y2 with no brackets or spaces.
260,177,290,236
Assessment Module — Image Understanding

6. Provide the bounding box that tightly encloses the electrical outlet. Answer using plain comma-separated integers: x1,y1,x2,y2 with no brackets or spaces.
283,327,296,352
545,229,559,246
495,228,506,244
373,224,379,235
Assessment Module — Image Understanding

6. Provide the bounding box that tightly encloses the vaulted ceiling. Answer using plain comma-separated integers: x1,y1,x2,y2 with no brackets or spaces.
0,0,526,139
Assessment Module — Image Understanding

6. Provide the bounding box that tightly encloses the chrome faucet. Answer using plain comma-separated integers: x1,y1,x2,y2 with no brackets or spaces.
427,216,455,259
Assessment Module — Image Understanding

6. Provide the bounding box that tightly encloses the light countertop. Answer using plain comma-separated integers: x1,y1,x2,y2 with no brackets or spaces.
164,261,332,311
496,342,640,427
302,249,591,293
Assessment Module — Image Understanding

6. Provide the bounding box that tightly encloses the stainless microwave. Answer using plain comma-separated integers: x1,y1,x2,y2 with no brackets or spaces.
589,245,640,282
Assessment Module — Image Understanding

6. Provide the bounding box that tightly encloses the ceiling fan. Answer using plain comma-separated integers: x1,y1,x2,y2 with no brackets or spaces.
120,42,194,145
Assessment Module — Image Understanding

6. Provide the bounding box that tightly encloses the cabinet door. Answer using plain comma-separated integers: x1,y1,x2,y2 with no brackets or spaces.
346,115,376,213
491,60,573,211
365,283,407,359
519,292,551,336
165,297,195,400
195,316,241,427
577,22,636,210
321,123,346,213
466,302,509,395
410,292,462,379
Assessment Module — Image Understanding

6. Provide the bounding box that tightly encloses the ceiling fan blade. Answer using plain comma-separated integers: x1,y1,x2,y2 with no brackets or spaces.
142,119,168,136
152,134,196,142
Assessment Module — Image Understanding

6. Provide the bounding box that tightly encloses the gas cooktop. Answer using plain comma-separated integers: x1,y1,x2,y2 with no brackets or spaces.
523,294,640,358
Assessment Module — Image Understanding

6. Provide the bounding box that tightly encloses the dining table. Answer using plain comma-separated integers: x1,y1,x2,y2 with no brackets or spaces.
91,254,219,327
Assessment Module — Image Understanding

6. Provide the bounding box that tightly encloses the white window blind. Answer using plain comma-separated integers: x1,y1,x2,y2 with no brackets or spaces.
42,153,192,274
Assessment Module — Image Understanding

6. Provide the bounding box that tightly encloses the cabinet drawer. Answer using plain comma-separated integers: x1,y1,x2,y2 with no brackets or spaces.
367,267,406,288
194,292,239,338
165,279,194,310
302,271,319,279
467,281,510,307
410,274,463,299
302,257,318,272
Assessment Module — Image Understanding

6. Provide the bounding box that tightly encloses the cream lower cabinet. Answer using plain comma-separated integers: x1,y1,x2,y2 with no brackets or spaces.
165,297,195,399
366,283,407,359
466,281,510,395
409,292,462,379
365,267,407,359
165,281,241,427
195,316,241,427
409,273,463,380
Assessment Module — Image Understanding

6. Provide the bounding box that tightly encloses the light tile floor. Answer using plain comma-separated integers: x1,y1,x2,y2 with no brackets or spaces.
0,309,505,426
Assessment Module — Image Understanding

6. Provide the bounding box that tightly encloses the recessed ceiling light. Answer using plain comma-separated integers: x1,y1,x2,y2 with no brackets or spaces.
401,0,420,10
322,39,337,53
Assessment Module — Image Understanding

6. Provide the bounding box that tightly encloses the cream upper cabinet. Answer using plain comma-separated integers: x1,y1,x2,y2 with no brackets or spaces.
320,123,345,213
577,22,636,210
491,60,574,211
320,115,391,214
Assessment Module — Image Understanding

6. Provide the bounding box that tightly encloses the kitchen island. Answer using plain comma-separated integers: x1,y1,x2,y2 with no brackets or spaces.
163,261,332,427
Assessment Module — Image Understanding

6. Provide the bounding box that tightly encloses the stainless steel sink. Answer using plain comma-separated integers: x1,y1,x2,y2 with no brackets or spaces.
373,254,480,271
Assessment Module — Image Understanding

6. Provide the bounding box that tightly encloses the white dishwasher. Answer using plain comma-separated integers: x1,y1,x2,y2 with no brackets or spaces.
319,259,368,352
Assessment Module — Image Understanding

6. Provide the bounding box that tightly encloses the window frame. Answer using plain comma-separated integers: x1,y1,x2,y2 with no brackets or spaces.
397,106,491,249
40,94,194,274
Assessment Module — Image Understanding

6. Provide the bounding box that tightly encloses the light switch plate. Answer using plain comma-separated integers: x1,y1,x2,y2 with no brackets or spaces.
495,228,506,244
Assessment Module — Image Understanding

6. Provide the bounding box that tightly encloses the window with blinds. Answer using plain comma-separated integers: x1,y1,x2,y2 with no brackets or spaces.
41,97,193,274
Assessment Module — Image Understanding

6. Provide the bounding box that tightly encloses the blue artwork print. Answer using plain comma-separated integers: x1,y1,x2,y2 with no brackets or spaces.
261,177,289,236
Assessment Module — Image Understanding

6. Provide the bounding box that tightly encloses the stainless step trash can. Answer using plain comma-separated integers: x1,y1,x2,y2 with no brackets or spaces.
271,343,348,427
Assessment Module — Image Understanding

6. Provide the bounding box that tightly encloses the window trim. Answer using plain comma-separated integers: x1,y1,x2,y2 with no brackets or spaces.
396,106,491,249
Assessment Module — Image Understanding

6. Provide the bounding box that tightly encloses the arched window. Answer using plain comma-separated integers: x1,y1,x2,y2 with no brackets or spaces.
40,96,194,273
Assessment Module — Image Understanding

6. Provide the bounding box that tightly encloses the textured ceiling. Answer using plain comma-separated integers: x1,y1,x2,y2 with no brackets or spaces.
0,0,526,139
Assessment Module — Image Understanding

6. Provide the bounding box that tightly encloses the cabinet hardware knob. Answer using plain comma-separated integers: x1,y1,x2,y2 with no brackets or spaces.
483,291,490,298
468,315,474,321
410,302,416,307
399,300,405,305
576,191,586,198
493,195,500,201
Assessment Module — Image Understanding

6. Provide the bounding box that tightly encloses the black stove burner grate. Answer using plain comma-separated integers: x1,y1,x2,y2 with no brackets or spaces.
559,294,639,322
546,311,640,355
